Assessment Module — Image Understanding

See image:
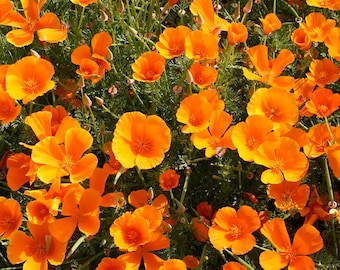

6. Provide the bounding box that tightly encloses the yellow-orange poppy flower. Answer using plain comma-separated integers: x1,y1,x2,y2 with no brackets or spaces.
254,137,309,184
199,89,225,111
259,218,323,270
281,126,308,148
176,93,214,133
325,27,340,61
6,56,55,104
31,127,98,184
159,259,187,270
159,169,180,191
0,197,22,239
227,22,248,46
191,110,234,157
48,188,101,242
260,13,282,35
155,26,192,59
0,0,67,47
189,62,218,88
0,91,21,124
70,0,97,7
325,144,340,178
267,181,310,212
223,262,247,270
185,30,219,61
95,257,126,270
291,28,312,50
131,51,166,83
7,221,67,270
112,112,171,169
292,78,316,107
304,88,340,118
247,87,299,134
300,12,336,43
208,205,261,255
231,115,279,162
306,0,340,10
26,195,59,225
242,45,295,89
306,58,340,88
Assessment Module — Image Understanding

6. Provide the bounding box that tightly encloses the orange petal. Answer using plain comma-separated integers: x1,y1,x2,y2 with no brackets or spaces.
71,45,91,65
49,217,77,242
292,224,323,255
6,29,34,47
260,218,290,251
259,250,287,270
91,31,112,57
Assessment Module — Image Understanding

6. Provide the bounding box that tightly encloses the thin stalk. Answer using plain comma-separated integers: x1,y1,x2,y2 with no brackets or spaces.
76,6,85,42
196,243,207,270
146,0,156,36
224,248,255,270
325,116,335,144
78,251,104,270
273,0,277,14
278,0,300,19
101,104,120,119
137,167,146,188
180,171,191,204
114,166,126,186
169,189,176,209
66,235,88,260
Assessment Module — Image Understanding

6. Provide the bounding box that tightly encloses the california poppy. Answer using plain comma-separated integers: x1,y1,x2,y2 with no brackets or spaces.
0,91,21,124
306,58,340,88
71,31,112,84
0,197,22,239
95,257,126,270
70,0,98,7
7,221,67,270
112,111,171,170
208,205,261,255
159,169,180,191
254,137,309,184
26,195,59,225
196,201,213,220
199,89,225,111
31,127,98,185
222,262,247,270
242,45,295,89
0,64,9,91
6,56,55,104
291,28,312,51
231,115,279,162
325,27,340,61
247,87,299,134
300,12,336,43
306,0,340,11
304,88,340,118
260,13,282,35
185,30,219,61
0,0,67,47
48,188,101,242
159,259,187,270
191,216,210,242
227,22,248,46
155,26,192,59
131,51,166,83
267,181,310,212
189,62,218,88
259,218,323,270
190,110,234,158
176,93,214,133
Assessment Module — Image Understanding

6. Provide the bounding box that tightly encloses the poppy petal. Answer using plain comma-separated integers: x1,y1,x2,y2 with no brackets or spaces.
259,250,287,270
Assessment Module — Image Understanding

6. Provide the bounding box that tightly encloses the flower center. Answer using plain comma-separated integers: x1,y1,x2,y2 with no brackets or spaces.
125,229,140,245
317,104,329,116
131,138,152,154
0,215,15,231
24,77,39,94
226,224,242,240
189,113,203,126
246,136,259,150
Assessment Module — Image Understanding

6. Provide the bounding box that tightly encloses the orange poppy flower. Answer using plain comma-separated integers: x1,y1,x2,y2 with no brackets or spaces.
6,56,55,104
300,12,336,43
190,110,234,157
131,51,166,83
159,259,187,270
227,22,248,46
159,169,180,191
247,87,299,134
189,62,218,88
259,218,323,270
281,127,308,148
0,0,67,47
71,31,112,84
101,192,126,208
182,255,200,269
200,89,225,111
70,0,97,7
31,127,98,185
112,112,171,169
306,0,340,10
306,58,340,88
0,0,13,24
304,88,340,118
325,144,340,178
176,93,214,133
291,28,312,50
26,195,59,225
0,197,22,239
303,123,335,158
48,188,101,242
292,78,316,107
185,30,219,61
325,27,340,61
231,115,279,162
208,205,261,255
6,152,37,191
222,262,247,270
254,137,309,184
196,201,213,220
155,26,192,59
95,257,126,270
242,45,295,89
7,221,67,270
0,91,21,124
191,216,210,242
260,13,282,35
267,181,310,212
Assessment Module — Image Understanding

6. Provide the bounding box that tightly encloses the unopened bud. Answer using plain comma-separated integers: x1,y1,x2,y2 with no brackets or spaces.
243,0,253,13
175,199,186,214
30,49,41,58
83,93,92,108
233,2,241,20
95,96,104,106
147,187,154,201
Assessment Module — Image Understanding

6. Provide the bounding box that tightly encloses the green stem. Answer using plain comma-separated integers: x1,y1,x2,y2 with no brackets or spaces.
180,170,191,204
273,0,277,14
114,166,125,186
136,167,146,188
76,6,85,41
325,116,335,144
278,0,300,19
78,251,105,270
146,0,156,35
66,235,88,260
197,243,207,270
323,156,335,205
224,248,255,270
169,189,176,209
187,157,209,165
101,104,120,119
